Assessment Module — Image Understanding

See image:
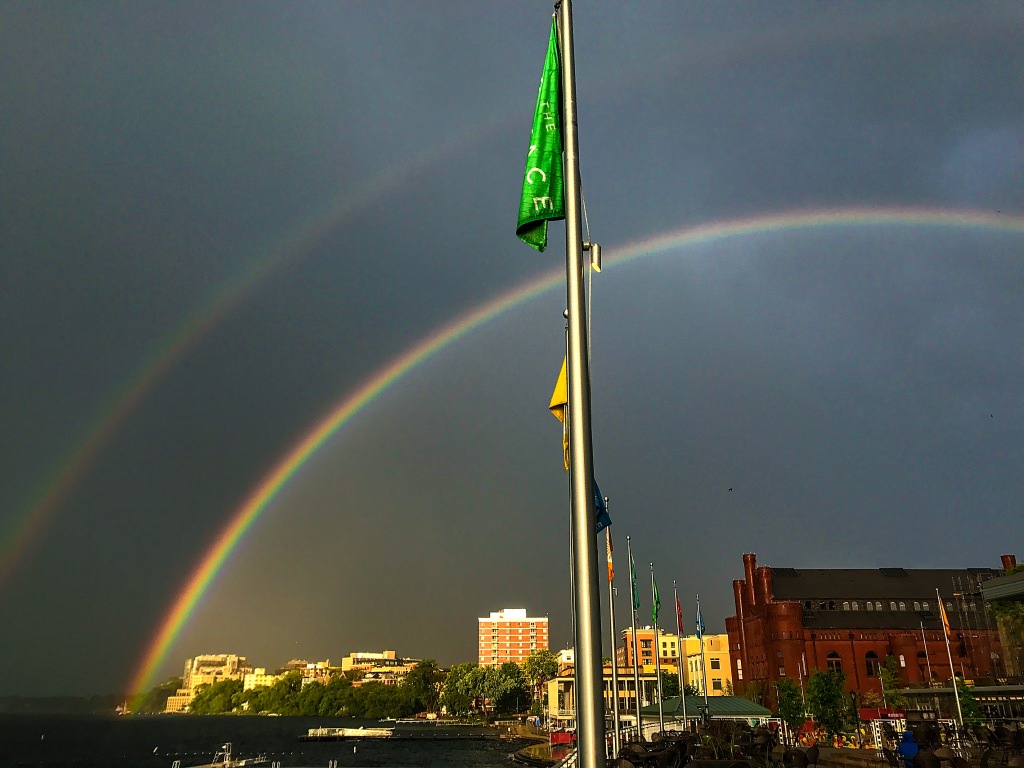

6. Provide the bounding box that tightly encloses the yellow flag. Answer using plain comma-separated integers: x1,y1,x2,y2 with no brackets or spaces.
549,357,569,470
939,598,952,638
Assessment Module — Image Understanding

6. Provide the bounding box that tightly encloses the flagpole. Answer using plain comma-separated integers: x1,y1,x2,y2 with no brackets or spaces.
557,1,605,765
607,525,620,755
920,621,933,682
937,589,964,727
651,564,665,734
697,593,710,713
673,581,688,731
627,537,643,741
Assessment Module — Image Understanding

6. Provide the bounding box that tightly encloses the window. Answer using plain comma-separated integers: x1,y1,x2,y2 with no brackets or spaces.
852,601,859,610
711,658,721,670
843,601,850,611
866,602,874,611
826,652,842,673
913,601,921,611
899,601,906,611
890,602,898,611
736,659,743,680
865,651,880,677
875,601,883,610
641,640,652,649
713,679,723,691
779,666,786,677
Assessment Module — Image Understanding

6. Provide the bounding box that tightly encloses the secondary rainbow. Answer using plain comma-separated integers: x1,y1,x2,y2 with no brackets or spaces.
127,206,1024,697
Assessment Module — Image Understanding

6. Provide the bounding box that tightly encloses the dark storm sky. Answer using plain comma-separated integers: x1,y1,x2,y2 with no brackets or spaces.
1,1,1022,696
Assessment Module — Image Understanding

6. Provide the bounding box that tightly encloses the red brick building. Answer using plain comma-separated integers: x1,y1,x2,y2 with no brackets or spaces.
725,553,1006,707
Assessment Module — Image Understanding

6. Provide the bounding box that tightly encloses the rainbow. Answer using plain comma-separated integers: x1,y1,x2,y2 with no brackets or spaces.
126,206,1024,696
0,125,497,593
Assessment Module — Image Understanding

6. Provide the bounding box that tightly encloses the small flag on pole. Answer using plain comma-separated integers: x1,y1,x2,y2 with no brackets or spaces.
675,594,685,636
652,574,661,625
939,596,952,638
516,18,565,252
549,357,569,470
606,528,614,584
695,597,705,640
630,552,640,613
593,481,611,534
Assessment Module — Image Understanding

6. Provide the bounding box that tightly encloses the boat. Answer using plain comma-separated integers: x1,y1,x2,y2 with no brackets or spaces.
179,742,268,768
300,726,394,741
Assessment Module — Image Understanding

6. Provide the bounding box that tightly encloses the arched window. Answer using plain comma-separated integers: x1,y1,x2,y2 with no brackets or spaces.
875,601,883,610
865,651,880,677
890,602,897,611
899,601,906,611
866,602,874,611
819,601,827,611
922,601,929,611
913,601,921,611
826,652,842,673
843,601,850,611
829,601,836,610
852,601,859,610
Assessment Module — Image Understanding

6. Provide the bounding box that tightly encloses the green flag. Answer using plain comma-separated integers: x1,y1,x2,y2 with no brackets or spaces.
516,18,564,252
630,553,640,612
652,575,661,625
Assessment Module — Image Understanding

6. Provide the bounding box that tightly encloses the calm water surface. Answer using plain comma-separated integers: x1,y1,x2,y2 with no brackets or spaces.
0,715,526,768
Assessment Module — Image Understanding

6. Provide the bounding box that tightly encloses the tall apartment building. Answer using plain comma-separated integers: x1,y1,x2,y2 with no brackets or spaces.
165,653,251,712
478,608,549,666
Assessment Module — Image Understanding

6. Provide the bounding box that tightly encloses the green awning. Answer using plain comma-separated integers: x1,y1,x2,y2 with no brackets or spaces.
640,695,773,719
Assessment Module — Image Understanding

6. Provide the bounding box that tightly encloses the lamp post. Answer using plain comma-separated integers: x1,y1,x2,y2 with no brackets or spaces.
849,691,860,749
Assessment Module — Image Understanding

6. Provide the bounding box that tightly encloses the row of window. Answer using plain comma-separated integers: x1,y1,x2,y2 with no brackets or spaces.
805,600,954,612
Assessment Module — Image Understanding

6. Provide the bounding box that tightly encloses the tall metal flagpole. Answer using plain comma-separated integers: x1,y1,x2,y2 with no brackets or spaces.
673,582,688,731
697,593,710,713
627,537,643,740
607,525,620,754
558,2,605,765
937,590,964,727
920,621,933,682
651,564,665,734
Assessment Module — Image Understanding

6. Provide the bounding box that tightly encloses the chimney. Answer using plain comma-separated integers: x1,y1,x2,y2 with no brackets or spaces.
743,553,757,608
733,579,745,615
757,566,774,606
1002,554,1017,573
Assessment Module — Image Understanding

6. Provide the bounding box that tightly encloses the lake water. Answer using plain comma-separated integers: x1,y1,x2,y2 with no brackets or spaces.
0,715,528,768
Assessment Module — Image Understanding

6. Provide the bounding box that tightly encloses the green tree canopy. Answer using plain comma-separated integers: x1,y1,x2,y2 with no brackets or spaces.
189,679,242,714
132,676,182,714
522,650,559,700
775,678,805,745
805,669,847,739
440,663,477,717
880,655,907,709
404,660,444,714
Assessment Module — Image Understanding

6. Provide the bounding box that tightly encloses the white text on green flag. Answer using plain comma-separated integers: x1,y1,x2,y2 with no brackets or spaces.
516,18,564,251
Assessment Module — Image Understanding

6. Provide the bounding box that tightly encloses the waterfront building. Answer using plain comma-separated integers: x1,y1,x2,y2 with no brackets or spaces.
683,634,733,696
339,650,419,686
243,668,281,690
547,662,659,730
478,608,549,666
164,653,251,713
616,627,682,673
341,650,397,674
725,552,1006,708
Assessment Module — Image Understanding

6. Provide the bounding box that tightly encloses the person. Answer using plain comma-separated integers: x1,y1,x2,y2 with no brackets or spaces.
898,730,919,768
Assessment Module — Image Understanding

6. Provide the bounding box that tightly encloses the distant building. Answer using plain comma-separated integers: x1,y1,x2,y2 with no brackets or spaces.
243,667,281,691
165,654,251,713
478,608,549,666
616,627,682,672
725,552,1005,708
340,650,419,687
683,634,733,696
979,555,1024,676
547,661,659,730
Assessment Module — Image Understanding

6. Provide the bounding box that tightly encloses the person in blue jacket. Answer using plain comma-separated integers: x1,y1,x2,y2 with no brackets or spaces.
898,730,919,768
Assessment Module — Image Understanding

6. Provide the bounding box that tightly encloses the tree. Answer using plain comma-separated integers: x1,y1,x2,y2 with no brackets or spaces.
880,655,907,709
522,650,559,703
132,676,182,714
775,678,805,746
402,660,444,714
440,663,477,717
954,676,984,724
805,669,847,740
660,671,680,699
489,662,530,714
189,679,242,714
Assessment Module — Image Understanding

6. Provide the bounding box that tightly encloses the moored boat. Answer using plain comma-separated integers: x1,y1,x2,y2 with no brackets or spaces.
300,726,394,741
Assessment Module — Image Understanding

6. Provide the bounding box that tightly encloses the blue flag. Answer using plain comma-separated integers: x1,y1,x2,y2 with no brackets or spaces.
695,596,706,640
594,481,611,534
